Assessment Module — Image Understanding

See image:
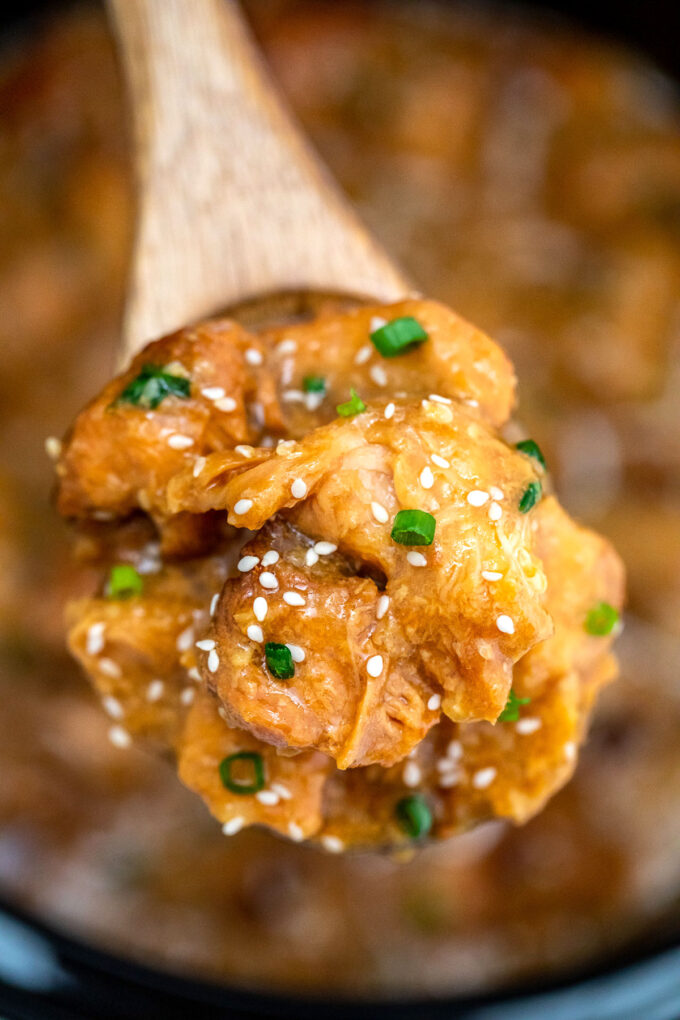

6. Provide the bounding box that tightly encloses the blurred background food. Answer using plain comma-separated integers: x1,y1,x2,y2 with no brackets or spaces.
1,0,679,996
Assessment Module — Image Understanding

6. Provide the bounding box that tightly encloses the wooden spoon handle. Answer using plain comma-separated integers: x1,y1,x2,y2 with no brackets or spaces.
108,0,410,361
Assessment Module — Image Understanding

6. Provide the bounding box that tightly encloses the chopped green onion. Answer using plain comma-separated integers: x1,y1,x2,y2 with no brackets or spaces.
219,751,265,795
391,509,436,546
515,439,546,469
107,564,143,600
585,601,619,636
265,642,295,680
117,364,190,410
498,688,531,722
395,794,432,839
336,388,366,418
303,375,326,394
518,480,542,514
370,316,428,358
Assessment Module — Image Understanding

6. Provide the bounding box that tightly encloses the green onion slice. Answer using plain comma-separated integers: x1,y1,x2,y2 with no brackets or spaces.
219,751,265,795
117,364,190,410
515,439,546,469
498,688,531,722
518,480,542,514
303,375,326,394
370,316,428,358
395,794,432,839
391,509,436,546
336,388,366,418
265,642,295,680
585,601,619,636
107,564,143,600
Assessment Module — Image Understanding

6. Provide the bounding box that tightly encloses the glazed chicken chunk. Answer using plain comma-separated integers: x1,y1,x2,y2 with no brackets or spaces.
58,298,624,849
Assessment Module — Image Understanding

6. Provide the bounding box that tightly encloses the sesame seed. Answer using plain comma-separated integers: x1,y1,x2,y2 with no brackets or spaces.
210,593,220,616
436,758,458,774
438,771,461,788
564,741,577,761
238,555,260,572
187,667,202,683
407,551,427,567
167,433,194,450
235,445,254,458
489,502,503,522
180,686,195,705
496,615,515,635
420,466,434,489
256,790,279,806
277,339,297,355
516,717,542,735
271,783,293,801
146,680,164,702
207,650,220,673
429,393,452,405
259,572,278,590
192,456,207,478
247,624,264,643
305,549,319,567
482,570,503,581
305,392,325,412
371,501,389,524
288,822,305,842
108,725,131,749
261,550,279,567
283,592,306,607
282,389,305,403
201,386,225,400
384,402,395,420
427,694,441,711
286,644,305,663
102,696,124,719
196,639,216,651
490,486,504,501
253,597,268,622
45,436,62,460
86,622,105,656
233,499,253,515
403,761,422,787
447,740,463,761
99,657,121,678
321,835,345,854
291,478,307,499
314,541,337,555
376,594,390,620
370,364,388,387
222,817,245,836
366,654,383,678
370,315,388,332
472,767,497,790
176,626,194,652
467,490,489,507
431,454,450,469
215,396,237,412
245,348,263,366
355,344,372,365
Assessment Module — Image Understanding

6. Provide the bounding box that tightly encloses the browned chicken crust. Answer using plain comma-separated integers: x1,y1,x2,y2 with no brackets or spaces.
59,299,624,849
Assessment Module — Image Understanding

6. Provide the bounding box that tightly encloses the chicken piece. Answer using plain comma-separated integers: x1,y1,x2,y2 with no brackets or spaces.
57,299,515,556
177,689,332,843
192,401,555,767
211,519,440,768
56,318,283,553
68,556,228,747
264,297,516,433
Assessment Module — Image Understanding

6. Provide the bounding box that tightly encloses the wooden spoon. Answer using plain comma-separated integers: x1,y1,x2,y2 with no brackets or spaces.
107,0,411,364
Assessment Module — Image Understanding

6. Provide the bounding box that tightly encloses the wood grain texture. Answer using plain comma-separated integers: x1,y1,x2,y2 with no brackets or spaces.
108,0,411,362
